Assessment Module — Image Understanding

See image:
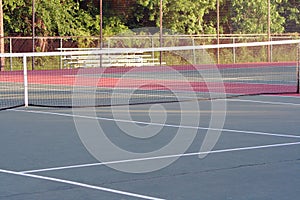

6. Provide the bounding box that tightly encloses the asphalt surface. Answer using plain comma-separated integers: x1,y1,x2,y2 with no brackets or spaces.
0,95,300,200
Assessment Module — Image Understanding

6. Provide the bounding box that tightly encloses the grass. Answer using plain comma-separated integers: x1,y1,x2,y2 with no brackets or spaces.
4,56,61,71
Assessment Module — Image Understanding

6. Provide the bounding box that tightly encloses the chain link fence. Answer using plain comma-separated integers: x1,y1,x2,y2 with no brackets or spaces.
1,34,300,71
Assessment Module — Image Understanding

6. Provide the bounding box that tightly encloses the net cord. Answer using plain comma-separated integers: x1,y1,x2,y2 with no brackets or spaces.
1,39,300,58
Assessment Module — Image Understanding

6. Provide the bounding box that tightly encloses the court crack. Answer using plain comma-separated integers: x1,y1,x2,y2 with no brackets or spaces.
0,185,77,199
100,158,300,186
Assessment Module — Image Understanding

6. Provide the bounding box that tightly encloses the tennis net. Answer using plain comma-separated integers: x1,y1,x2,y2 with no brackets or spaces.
0,40,299,110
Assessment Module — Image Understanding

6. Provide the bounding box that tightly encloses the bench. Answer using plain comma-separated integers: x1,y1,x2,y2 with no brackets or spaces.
63,54,161,68
57,48,164,68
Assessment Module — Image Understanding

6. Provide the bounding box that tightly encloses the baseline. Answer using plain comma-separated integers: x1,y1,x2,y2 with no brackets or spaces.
0,168,164,200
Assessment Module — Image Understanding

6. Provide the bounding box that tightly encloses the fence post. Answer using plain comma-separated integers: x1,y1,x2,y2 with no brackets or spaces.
9,38,12,71
151,35,154,64
270,37,273,62
0,0,4,71
233,37,236,64
60,38,63,69
192,37,196,64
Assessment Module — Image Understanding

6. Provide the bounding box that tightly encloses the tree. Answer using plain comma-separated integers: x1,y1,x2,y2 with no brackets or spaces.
2,0,102,50
35,0,98,36
279,0,300,33
132,0,217,34
1,0,299,41
226,0,285,34
2,0,97,36
2,0,32,36
164,0,217,34
131,0,295,35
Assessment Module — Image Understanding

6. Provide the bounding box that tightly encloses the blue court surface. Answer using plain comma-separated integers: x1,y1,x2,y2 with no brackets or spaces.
0,95,300,200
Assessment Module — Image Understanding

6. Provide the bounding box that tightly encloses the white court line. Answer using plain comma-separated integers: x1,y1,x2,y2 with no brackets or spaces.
20,141,300,174
266,94,300,99
0,168,164,200
12,109,300,139
226,99,300,106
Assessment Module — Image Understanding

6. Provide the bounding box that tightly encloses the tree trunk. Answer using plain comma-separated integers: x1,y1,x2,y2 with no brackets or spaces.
0,0,5,71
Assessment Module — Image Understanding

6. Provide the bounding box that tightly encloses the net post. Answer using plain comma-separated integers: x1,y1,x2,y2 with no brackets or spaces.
297,42,300,94
23,56,29,107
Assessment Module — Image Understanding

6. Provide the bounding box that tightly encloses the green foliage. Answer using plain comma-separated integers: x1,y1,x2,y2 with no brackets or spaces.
35,0,86,36
133,0,217,34
3,0,95,36
164,0,217,34
278,0,300,33
102,16,129,37
228,0,285,34
3,0,32,35
2,0,300,38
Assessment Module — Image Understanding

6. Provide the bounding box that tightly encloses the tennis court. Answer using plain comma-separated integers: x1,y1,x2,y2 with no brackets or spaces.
0,95,300,199
0,40,300,199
